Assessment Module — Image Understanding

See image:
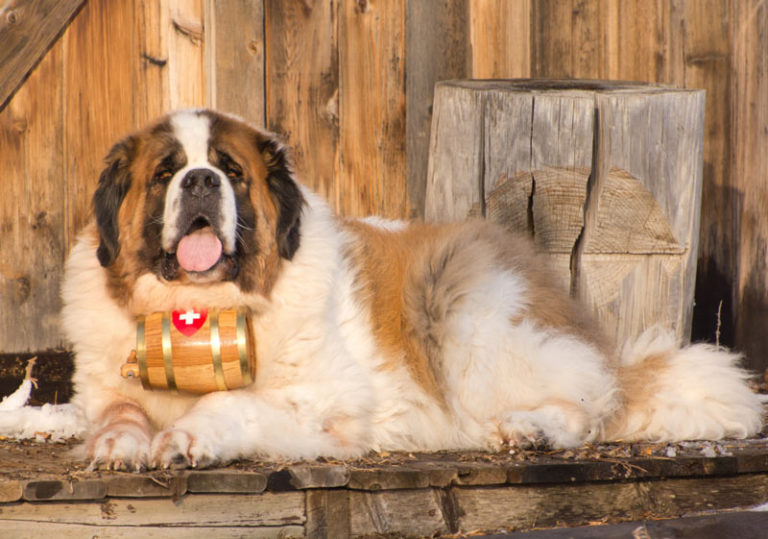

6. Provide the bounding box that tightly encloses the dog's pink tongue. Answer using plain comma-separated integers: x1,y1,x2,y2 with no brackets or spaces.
176,227,222,272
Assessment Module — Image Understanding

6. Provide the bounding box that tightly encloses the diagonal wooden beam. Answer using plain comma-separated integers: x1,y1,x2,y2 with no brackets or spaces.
0,0,85,111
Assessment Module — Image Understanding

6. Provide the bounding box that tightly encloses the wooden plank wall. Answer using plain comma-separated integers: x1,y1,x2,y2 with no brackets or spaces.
1,0,766,371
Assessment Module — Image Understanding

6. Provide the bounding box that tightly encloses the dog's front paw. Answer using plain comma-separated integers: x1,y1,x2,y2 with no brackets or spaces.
151,429,218,469
497,406,588,450
497,411,549,450
86,423,151,471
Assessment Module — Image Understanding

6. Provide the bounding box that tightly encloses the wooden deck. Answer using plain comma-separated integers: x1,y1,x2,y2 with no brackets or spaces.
2,436,768,538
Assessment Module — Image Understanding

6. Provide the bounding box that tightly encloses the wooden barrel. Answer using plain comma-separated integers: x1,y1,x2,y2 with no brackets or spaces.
121,309,255,393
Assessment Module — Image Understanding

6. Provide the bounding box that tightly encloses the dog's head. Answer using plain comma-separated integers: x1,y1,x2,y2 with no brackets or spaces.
93,110,303,301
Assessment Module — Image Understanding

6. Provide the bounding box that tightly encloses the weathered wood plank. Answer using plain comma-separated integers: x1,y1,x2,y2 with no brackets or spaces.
135,0,168,123
348,489,449,536
0,0,84,110
134,0,206,121
481,87,533,230
0,27,65,352
206,0,265,125
469,0,530,78
105,474,187,498
424,83,484,222
306,489,351,539
288,464,350,489
265,0,338,203
63,0,136,247
456,473,768,532
575,89,704,343
23,479,106,502
732,0,768,369
602,0,681,83
686,0,738,348
187,470,267,493
0,492,305,527
531,0,593,78
348,467,431,491
405,0,469,218
529,90,594,275
507,456,740,485
0,480,23,503
338,0,406,218
455,462,508,486
0,521,304,539
168,0,206,109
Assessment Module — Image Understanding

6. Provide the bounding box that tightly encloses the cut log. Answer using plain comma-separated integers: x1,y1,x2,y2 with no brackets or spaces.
425,80,704,345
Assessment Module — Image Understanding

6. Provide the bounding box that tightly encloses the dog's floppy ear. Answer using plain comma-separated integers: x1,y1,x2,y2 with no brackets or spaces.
93,137,135,267
260,138,304,260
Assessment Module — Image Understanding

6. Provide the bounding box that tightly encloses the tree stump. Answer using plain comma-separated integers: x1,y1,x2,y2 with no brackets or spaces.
425,80,705,345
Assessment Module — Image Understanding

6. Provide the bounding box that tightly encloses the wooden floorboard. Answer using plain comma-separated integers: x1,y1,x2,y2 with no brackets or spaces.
2,437,768,537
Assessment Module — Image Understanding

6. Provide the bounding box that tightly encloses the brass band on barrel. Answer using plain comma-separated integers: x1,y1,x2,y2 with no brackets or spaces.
236,309,252,385
137,316,150,390
161,314,177,392
210,311,227,391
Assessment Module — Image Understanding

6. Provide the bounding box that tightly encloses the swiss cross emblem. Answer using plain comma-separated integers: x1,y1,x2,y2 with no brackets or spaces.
172,309,208,337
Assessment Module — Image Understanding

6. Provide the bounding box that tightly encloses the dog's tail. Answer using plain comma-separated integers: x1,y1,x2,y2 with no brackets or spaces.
602,329,764,443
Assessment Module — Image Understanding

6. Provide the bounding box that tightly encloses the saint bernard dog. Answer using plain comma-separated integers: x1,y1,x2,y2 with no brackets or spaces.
62,109,764,471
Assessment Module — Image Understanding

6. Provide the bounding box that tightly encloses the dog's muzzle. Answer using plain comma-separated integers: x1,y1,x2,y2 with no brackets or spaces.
160,167,238,281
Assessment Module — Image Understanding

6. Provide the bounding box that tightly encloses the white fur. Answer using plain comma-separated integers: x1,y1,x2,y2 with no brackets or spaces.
162,112,237,253
61,112,764,469
608,329,764,442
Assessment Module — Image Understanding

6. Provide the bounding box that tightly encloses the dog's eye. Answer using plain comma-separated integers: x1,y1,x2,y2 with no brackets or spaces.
153,168,173,184
217,151,243,183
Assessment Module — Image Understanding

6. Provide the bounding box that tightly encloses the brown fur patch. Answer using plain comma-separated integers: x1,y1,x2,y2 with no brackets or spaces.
604,351,671,439
97,400,151,429
343,219,614,408
343,220,448,405
209,117,285,296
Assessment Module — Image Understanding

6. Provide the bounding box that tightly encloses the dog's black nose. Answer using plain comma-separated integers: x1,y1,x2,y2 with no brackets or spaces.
181,168,220,196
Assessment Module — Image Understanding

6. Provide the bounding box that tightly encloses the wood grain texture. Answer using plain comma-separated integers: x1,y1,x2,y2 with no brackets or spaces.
135,0,169,123
167,0,206,109
207,0,265,124
576,89,704,343
482,86,534,231
685,0,738,346
0,0,84,109
456,474,768,532
0,34,65,352
63,0,136,248
339,0,406,217
348,489,449,537
405,0,469,218
426,82,703,345
532,0,607,79
469,0,530,78
0,522,303,539
0,492,305,527
265,0,339,202
529,90,594,254
424,83,483,223
732,0,768,366
134,0,207,121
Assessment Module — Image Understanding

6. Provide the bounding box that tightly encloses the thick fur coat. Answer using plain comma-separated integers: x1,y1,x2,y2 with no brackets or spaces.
61,110,764,470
